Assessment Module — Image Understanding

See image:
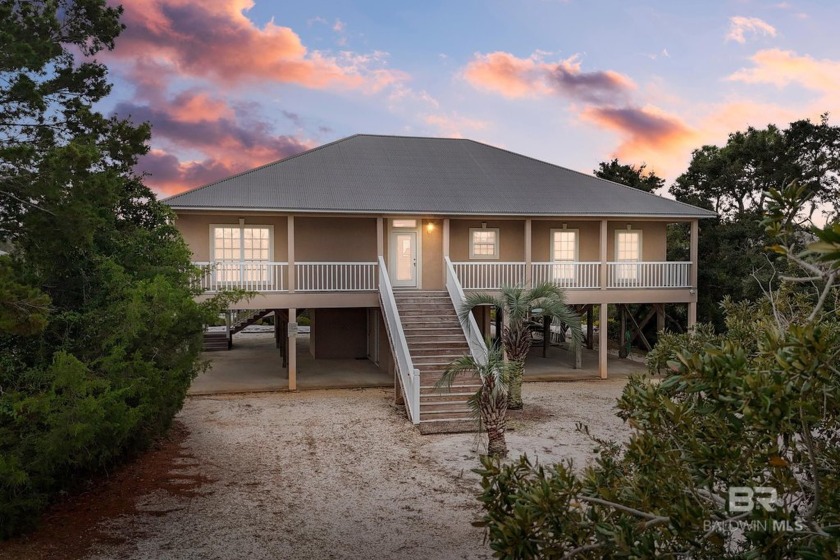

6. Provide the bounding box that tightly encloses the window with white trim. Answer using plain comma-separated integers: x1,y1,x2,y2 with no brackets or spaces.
615,229,642,281
469,228,499,259
550,229,578,280
211,225,272,282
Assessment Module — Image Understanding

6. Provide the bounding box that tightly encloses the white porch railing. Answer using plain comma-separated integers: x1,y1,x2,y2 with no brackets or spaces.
377,257,421,424
193,261,288,292
531,262,601,289
451,261,693,290
452,262,526,290
445,257,488,366
295,262,378,292
607,261,691,288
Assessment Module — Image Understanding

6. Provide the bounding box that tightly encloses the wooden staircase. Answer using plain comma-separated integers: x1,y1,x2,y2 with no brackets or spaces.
202,309,273,351
202,331,229,352
394,291,481,434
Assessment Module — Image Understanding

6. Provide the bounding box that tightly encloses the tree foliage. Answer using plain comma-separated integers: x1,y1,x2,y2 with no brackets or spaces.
594,158,665,193
668,117,840,329
474,186,840,558
437,344,513,458
0,1,213,537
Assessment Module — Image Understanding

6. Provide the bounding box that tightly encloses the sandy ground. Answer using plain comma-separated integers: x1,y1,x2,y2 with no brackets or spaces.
1,379,631,560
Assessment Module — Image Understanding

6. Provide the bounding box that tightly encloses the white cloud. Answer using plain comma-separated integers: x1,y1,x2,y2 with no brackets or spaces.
726,16,777,44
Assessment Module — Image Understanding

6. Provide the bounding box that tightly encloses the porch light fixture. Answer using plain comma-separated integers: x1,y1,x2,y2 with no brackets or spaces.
481,221,487,229
426,222,435,233
627,224,632,230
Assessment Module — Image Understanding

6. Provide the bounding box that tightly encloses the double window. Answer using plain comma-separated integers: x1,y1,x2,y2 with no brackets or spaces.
469,228,499,259
211,224,273,282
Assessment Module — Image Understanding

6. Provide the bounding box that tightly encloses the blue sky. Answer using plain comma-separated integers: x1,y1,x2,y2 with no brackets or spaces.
101,0,840,194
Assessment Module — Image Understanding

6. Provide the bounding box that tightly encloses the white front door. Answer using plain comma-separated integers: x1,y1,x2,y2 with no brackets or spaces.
390,231,418,287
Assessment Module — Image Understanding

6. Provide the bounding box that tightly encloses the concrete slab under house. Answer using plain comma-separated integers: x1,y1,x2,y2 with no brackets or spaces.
164,134,714,433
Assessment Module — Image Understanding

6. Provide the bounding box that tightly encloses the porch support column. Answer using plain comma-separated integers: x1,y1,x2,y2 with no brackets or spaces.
619,304,627,359
443,218,450,258
656,304,665,334
688,219,699,330
288,307,297,391
287,216,296,293
599,219,608,290
376,217,384,258
524,219,532,287
599,303,608,379
274,309,280,349
443,218,450,286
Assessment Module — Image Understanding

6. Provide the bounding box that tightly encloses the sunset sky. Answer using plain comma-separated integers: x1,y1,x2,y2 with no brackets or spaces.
100,0,840,196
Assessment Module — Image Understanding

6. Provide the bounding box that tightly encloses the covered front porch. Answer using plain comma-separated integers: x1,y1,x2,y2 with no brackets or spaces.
524,344,646,381
189,332,392,395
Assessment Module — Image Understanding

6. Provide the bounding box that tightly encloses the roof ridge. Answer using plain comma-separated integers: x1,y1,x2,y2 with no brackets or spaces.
462,138,716,217
162,134,364,203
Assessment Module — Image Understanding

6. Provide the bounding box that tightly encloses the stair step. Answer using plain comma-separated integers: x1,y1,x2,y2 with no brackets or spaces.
408,348,469,357
420,371,479,382
397,310,457,317
418,418,478,434
407,338,467,345
421,400,476,412
419,409,474,421
403,324,464,337
413,356,468,366
404,333,464,340
402,321,460,326
420,391,477,402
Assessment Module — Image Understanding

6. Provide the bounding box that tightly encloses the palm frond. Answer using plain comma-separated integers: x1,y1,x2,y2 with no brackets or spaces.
458,291,503,335
436,354,481,391
526,281,565,302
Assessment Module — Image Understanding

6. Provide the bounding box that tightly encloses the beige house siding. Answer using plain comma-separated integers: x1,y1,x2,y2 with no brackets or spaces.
421,219,444,290
295,217,377,262
310,308,368,358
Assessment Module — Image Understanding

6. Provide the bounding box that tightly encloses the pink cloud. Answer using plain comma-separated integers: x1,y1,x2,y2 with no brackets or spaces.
463,51,635,102
423,113,488,138
111,0,406,91
581,105,698,177
728,49,840,94
115,90,312,194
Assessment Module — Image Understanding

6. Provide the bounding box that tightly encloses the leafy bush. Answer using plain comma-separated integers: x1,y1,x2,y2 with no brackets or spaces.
476,295,840,558
0,1,220,537
474,188,840,558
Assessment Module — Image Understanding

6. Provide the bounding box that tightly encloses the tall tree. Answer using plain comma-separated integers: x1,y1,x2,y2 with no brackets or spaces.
669,117,840,329
671,116,840,221
594,159,665,193
0,1,210,536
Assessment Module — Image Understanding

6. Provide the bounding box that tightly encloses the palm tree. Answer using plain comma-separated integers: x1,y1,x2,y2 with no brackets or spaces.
459,282,582,410
436,343,513,458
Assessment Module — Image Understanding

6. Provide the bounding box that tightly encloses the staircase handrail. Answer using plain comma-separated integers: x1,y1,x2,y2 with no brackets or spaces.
445,257,489,366
377,257,421,424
